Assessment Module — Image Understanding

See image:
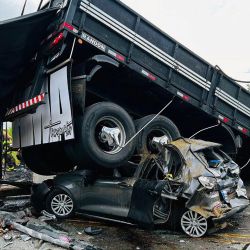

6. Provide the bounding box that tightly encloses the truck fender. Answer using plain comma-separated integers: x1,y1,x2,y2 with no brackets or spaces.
88,54,120,68
198,123,238,156
220,123,239,154
86,54,119,82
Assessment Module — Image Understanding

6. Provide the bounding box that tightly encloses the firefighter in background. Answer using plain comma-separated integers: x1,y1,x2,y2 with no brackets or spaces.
2,129,19,171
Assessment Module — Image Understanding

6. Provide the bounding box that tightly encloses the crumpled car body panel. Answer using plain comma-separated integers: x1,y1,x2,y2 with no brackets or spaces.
31,138,249,237
166,138,249,220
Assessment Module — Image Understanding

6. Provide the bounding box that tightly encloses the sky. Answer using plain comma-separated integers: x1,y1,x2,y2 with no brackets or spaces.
0,0,249,88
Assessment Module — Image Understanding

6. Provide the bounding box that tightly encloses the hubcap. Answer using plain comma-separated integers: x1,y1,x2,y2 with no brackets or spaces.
147,130,172,155
181,210,208,237
96,116,126,155
51,194,73,216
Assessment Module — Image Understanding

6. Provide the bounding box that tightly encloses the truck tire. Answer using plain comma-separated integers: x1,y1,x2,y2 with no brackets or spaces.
22,144,74,175
135,115,180,156
70,102,136,168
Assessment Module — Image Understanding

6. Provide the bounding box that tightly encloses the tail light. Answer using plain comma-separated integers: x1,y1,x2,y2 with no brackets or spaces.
50,32,64,48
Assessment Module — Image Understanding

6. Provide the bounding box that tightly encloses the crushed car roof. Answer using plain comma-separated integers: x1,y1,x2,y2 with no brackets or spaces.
168,138,221,156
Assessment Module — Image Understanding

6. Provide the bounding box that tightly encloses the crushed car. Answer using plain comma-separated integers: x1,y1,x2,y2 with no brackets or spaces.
31,138,249,238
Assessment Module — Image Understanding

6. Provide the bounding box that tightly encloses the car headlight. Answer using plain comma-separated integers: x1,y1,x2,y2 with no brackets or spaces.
198,176,217,190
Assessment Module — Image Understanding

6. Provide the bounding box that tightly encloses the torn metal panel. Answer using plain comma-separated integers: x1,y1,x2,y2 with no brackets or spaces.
143,137,249,235
164,138,249,220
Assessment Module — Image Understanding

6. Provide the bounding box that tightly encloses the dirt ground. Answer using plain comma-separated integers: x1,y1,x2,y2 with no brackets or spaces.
0,183,249,250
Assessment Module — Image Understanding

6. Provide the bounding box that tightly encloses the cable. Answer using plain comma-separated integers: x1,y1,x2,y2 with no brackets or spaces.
189,122,221,139
240,158,250,170
21,0,28,16
37,0,44,11
120,97,175,148
215,65,250,84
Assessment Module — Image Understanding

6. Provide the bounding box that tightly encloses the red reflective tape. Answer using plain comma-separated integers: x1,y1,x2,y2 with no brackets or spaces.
183,95,190,101
238,126,248,134
223,117,229,123
141,69,156,81
242,128,248,134
148,74,156,81
62,22,73,31
116,54,125,62
6,93,46,117
218,115,229,123
177,91,190,101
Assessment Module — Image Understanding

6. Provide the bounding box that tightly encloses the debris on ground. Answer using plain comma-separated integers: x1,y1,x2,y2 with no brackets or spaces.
0,198,99,250
84,227,103,236
0,195,30,212
38,210,57,222
4,220,97,250
4,165,33,183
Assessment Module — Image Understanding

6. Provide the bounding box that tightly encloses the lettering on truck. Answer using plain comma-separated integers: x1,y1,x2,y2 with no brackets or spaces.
81,32,106,52
12,66,74,148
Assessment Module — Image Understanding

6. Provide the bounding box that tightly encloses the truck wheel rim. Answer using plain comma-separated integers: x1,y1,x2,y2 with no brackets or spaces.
181,210,207,237
148,130,171,151
148,129,172,165
51,194,73,216
96,116,126,155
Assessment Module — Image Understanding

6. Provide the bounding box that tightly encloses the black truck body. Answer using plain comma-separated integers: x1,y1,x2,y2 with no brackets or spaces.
1,0,250,171
68,0,250,134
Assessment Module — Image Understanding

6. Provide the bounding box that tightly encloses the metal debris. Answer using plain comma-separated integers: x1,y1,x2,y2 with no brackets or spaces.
84,227,103,236
38,210,57,222
3,241,13,248
3,233,12,241
4,220,99,250
20,234,31,241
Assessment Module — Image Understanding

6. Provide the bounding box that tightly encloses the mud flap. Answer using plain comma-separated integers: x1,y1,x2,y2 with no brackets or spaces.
12,65,74,148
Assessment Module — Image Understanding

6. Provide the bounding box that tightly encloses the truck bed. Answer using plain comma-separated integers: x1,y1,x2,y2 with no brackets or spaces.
62,0,250,137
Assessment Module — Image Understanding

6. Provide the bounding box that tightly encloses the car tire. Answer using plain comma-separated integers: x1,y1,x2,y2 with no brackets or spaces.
22,144,75,175
46,189,75,219
69,102,136,168
135,115,180,156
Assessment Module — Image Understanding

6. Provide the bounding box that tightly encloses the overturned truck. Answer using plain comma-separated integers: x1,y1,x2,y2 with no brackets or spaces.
0,0,250,174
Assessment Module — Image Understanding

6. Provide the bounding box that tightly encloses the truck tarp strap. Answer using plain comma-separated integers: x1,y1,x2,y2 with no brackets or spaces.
0,8,58,106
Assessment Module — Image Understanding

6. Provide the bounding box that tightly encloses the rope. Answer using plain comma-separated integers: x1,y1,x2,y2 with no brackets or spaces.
189,122,221,139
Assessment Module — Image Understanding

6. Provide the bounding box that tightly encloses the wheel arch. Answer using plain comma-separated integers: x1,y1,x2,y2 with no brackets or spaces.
52,184,81,210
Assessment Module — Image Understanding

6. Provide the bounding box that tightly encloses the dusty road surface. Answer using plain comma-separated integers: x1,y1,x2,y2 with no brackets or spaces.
0,183,249,250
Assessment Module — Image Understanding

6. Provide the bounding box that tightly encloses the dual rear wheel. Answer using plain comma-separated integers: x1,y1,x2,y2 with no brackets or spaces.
23,102,180,173
67,102,180,169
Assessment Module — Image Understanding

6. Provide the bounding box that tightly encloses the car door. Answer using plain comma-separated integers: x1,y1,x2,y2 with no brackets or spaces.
79,177,136,218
